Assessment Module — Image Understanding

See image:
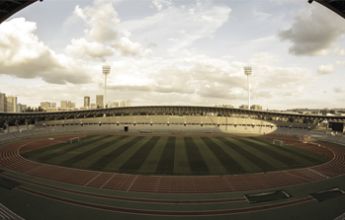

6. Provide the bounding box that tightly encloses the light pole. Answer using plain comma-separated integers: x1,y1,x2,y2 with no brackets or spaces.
102,65,111,108
244,66,252,110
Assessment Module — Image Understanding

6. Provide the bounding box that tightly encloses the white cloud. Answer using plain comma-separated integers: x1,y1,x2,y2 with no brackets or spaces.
66,38,113,59
334,87,343,94
152,0,172,11
103,52,314,107
335,48,345,56
318,64,334,75
336,60,345,66
67,0,147,59
0,18,92,84
122,3,231,52
279,5,345,56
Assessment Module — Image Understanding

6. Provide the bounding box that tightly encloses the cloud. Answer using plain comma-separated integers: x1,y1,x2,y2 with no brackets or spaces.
279,6,345,55
0,18,92,84
318,64,334,75
105,55,247,102
122,3,231,52
66,38,113,59
336,60,345,66
256,66,311,92
152,0,172,11
67,0,147,59
335,48,345,56
108,84,194,95
334,87,343,93
102,49,316,107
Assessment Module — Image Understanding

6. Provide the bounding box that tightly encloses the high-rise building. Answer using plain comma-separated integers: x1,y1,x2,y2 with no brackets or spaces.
40,102,57,112
60,100,75,111
17,104,27,113
96,95,104,108
6,96,17,113
0,92,6,112
250,105,263,111
84,96,90,109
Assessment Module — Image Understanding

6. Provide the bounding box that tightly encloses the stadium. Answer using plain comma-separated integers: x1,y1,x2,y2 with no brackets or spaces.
1,1,345,220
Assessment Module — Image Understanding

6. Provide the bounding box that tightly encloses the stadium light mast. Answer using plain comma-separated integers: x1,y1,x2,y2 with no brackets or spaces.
102,65,111,108
244,66,252,110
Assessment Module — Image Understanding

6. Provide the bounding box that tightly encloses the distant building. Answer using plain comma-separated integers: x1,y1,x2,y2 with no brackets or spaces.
107,100,131,108
239,105,249,110
119,100,130,107
6,96,17,113
0,92,6,112
90,103,97,109
40,102,57,112
96,95,104,108
215,104,234,108
17,104,27,113
250,105,263,111
60,100,75,111
108,102,119,108
84,96,90,109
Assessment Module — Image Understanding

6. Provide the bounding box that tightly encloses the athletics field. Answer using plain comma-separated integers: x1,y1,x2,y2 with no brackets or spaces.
22,135,328,175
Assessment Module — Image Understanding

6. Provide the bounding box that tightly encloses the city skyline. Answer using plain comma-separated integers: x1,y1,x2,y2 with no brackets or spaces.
0,0,345,109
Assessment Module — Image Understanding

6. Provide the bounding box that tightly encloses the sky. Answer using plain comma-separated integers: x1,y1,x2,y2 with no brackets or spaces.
0,0,345,110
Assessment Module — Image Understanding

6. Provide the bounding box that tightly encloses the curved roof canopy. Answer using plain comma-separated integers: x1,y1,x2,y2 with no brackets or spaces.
0,0,40,24
309,0,345,19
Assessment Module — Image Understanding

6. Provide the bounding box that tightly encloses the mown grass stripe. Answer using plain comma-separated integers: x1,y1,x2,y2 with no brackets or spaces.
156,137,175,175
138,137,167,174
244,138,322,166
256,138,327,164
33,135,110,162
217,137,277,171
174,137,191,174
192,137,227,174
62,136,128,167
211,138,261,173
239,138,308,168
230,137,288,169
119,137,160,173
184,137,209,174
44,135,115,165
88,136,144,171
75,136,135,169
104,137,152,172
201,137,245,174
23,135,98,159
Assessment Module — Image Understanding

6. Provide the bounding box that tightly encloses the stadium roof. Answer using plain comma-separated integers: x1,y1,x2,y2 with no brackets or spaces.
0,0,40,24
309,0,345,19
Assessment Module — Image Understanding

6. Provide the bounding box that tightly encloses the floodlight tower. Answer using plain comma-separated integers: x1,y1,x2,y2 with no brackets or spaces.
102,65,111,108
244,66,252,110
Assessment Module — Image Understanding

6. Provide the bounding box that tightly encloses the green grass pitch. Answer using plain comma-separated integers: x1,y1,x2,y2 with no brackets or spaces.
22,135,329,175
